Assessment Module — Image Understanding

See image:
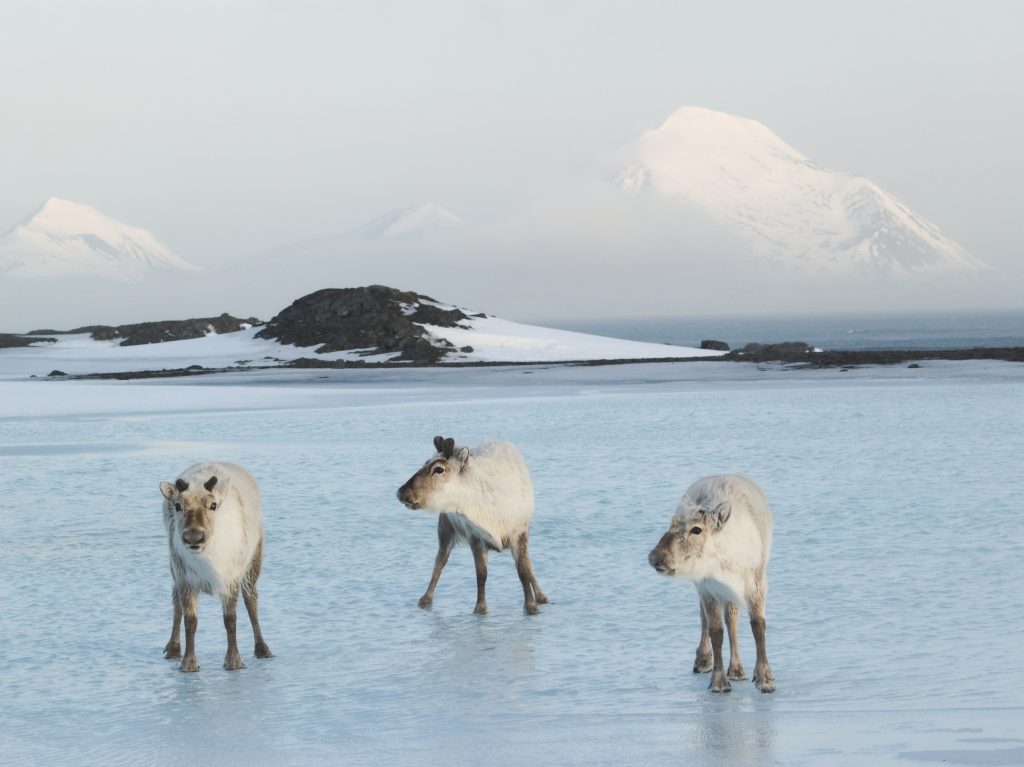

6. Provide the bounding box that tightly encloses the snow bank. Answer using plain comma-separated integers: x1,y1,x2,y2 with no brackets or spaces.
0,318,721,378
420,315,719,363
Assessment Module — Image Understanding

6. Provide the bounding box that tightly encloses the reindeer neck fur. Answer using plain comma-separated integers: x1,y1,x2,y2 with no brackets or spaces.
428,442,534,551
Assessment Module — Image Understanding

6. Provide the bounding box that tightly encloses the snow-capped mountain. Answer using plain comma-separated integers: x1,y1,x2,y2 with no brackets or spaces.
619,107,986,274
262,202,464,263
347,202,463,242
0,198,201,282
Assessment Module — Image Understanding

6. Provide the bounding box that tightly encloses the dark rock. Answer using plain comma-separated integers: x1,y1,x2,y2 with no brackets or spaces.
0,333,57,348
733,347,1024,367
256,285,469,364
409,303,468,327
69,313,262,346
68,366,228,381
286,357,365,369
459,346,474,353
729,342,813,362
700,339,730,351
47,370,67,377
908,363,921,368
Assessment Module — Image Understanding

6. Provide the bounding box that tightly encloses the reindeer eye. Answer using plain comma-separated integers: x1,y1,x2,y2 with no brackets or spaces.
210,502,218,510
690,527,703,535
174,503,182,512
432,465,445,475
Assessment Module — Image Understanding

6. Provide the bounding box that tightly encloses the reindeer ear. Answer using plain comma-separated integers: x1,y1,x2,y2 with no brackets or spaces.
455,446,470,467
204,475,218,492
175,478,189,492
705,501,732,530
160,482,176,500
442,437,455,459
433,435,445,453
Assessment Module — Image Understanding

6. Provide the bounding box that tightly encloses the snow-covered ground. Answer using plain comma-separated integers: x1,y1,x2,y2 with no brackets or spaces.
1,363,1022,766
1,320,720,378
0,327,402,376
420,314,720,363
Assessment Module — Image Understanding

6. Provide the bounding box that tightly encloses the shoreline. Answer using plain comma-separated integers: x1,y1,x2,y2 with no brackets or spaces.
34,345,1024,381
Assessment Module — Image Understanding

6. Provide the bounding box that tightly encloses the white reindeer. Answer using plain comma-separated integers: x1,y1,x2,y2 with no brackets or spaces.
160,461,272,672
648,474,776,693
396,435,547,614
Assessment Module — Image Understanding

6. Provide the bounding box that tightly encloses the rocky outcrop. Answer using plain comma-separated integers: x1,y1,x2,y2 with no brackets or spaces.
255,286,470,363
70,313,262,346
700,339,730,351
728,342,814,362
0,333,56,348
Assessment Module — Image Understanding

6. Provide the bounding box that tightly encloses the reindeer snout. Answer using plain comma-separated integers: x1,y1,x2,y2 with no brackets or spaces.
651,532,675,573
649,549,668,572
182,528,206,548
396,483,420,509
649,533,675,574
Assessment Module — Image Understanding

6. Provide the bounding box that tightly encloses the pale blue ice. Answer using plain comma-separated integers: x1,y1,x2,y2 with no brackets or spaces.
1,364,1022,766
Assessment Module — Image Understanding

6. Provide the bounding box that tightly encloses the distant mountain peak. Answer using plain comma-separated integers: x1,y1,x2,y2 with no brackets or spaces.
349,202,463,242
620,106,986,274
0,198,201,282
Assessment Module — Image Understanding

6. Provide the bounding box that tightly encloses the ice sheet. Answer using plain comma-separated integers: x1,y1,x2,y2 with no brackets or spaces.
1,365,1022,766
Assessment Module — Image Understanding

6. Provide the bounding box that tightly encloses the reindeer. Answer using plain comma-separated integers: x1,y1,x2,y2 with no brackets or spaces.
648,474,776,693
397,436,547,614
160,462,272,672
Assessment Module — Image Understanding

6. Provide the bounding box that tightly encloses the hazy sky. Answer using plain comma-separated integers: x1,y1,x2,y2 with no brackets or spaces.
1,1,1021,318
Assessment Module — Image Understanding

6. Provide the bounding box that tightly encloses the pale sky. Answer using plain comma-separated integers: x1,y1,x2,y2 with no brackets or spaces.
1,0,1021,321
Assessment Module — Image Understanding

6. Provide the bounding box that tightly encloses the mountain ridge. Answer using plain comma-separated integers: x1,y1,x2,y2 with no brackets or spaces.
0,197,201,282
619,106,986,275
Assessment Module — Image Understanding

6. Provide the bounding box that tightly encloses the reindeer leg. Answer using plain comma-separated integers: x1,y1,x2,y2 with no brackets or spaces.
222,584,245,670
694,593,713,673
242,540,272,658
470,537,489,614
704,594,731,692
420,515,455,608
726,603,747,680
179,588,200,672
749,582,776,693
164,586,182,659
513,532,541,615
522,531,548,605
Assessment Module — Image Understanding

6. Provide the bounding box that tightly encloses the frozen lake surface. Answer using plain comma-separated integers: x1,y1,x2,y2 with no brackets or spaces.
1,362,1023,766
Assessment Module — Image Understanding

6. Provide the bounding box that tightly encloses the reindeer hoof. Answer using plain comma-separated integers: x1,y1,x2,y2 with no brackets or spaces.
693,656,713,674
255,642,272,658
163,642,181,659
473,603,488,614
708,672,732,692
754,676,776,694
223,653,246,671
754,663,775,693
179,656,200,673
417,595,433,608
727,665,747,681
524,603,540,616
534,592,549,605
